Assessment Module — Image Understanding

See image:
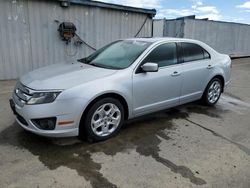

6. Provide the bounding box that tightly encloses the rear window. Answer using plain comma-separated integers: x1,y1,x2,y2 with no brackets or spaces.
181,42,210,62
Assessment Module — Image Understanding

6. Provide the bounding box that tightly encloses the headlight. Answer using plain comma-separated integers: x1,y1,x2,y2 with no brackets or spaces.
27,92,61,105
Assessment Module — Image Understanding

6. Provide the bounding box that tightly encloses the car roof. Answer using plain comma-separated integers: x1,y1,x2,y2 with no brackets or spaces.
125,37,201,44
124,37,219,57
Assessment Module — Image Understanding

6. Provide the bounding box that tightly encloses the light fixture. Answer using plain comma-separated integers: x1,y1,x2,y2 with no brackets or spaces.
59,0,70,7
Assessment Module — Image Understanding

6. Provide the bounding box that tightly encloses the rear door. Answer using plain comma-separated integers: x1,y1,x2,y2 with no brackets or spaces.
178,42,212,104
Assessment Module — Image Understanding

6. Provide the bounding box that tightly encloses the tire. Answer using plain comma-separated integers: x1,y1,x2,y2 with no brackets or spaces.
202,78,222,106
79,98,124,142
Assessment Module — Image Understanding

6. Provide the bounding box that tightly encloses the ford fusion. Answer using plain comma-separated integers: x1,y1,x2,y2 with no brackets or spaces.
10,38,231,141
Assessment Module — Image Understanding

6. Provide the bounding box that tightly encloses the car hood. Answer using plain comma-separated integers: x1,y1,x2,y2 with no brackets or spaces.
20,62,117,90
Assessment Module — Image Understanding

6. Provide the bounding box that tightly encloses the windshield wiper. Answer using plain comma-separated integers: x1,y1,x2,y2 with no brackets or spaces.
90,62,119,70
78,59,120,70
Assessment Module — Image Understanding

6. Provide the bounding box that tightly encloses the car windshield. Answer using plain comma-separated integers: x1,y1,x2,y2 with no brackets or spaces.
78,40,151,69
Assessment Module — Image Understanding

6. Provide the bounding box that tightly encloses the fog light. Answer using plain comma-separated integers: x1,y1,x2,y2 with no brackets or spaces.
32,117,56,130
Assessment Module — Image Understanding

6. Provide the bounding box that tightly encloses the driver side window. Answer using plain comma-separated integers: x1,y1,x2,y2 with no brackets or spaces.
142,43,178,68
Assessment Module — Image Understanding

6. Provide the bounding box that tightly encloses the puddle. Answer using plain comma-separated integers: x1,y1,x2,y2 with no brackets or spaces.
1,95,248,187
179,103,223,119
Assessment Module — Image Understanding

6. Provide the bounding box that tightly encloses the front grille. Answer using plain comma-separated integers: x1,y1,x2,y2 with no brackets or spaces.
13,81,32,107
13,92,24,107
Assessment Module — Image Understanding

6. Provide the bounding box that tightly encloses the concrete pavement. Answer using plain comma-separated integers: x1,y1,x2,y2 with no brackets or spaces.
0,58,249,188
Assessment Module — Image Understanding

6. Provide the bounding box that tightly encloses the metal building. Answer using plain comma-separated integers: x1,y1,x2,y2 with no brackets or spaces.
153,16,250,57
0,0,156,80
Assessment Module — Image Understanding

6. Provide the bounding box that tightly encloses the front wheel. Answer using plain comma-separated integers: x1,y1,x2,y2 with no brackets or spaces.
79,98,124,142
202,78,222,106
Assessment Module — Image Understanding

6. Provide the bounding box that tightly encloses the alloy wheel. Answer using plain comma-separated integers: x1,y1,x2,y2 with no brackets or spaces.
91,103,121,137
207,80,221,104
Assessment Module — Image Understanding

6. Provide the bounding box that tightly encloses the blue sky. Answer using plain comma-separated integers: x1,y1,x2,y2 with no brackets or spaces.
97,0,250,24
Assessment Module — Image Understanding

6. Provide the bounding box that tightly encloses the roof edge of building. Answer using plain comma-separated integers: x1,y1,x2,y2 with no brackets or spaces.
155,15,250,27
57,0,156,16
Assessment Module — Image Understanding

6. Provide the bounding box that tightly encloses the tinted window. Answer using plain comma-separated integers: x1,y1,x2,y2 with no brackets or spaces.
181,43,210,62
142,43,177,67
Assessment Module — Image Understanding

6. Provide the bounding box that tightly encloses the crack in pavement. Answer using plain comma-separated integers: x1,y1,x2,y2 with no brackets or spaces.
185,118,250,155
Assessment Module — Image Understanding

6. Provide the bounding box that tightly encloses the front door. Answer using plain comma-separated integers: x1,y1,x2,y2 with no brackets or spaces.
133,43,182,116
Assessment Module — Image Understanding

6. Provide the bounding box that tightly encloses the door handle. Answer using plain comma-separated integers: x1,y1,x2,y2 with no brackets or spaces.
207,64,213,69
171,71,181,76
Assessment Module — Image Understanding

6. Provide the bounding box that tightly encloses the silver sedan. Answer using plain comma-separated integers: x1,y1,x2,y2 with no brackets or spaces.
10,38,231,141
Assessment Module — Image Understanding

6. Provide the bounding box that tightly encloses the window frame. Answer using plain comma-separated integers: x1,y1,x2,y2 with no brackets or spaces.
135,42,180,74
179,42,211,63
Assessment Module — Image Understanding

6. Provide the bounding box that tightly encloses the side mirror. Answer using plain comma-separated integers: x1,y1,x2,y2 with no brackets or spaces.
141,62,158,72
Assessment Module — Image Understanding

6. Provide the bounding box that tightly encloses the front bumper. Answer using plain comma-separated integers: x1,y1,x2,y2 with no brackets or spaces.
9,96,87,138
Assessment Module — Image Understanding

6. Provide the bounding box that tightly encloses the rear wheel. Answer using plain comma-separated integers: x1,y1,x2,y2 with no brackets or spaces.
79,98,124,142
202,78,222,106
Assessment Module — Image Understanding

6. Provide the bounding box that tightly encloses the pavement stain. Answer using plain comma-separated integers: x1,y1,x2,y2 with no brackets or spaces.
0,103,230,186
0,124,117,188
135,130,207,185
179,101,227,119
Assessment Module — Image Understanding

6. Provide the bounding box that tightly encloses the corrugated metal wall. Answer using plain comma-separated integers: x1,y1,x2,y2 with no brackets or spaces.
184,19,250,56
153,19,184,38
0,0,153,80
152,19,164,37
153,18,250,57
163,20,184,38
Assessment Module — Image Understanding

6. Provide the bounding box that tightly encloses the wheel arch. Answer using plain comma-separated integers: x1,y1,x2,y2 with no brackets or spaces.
80,92,130,126
211,75,225,92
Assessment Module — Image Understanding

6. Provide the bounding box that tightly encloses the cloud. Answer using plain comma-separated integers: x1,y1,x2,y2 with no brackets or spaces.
97,0,162,9
157,9,197,18
196,13,221,20
195,6,219,14
97,0,222,21
236,1,250,9
196,1,203,6
156,2,221,20
191,0,203,8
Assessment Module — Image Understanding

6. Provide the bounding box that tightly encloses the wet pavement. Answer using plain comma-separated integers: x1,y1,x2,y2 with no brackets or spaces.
0,58,250,188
